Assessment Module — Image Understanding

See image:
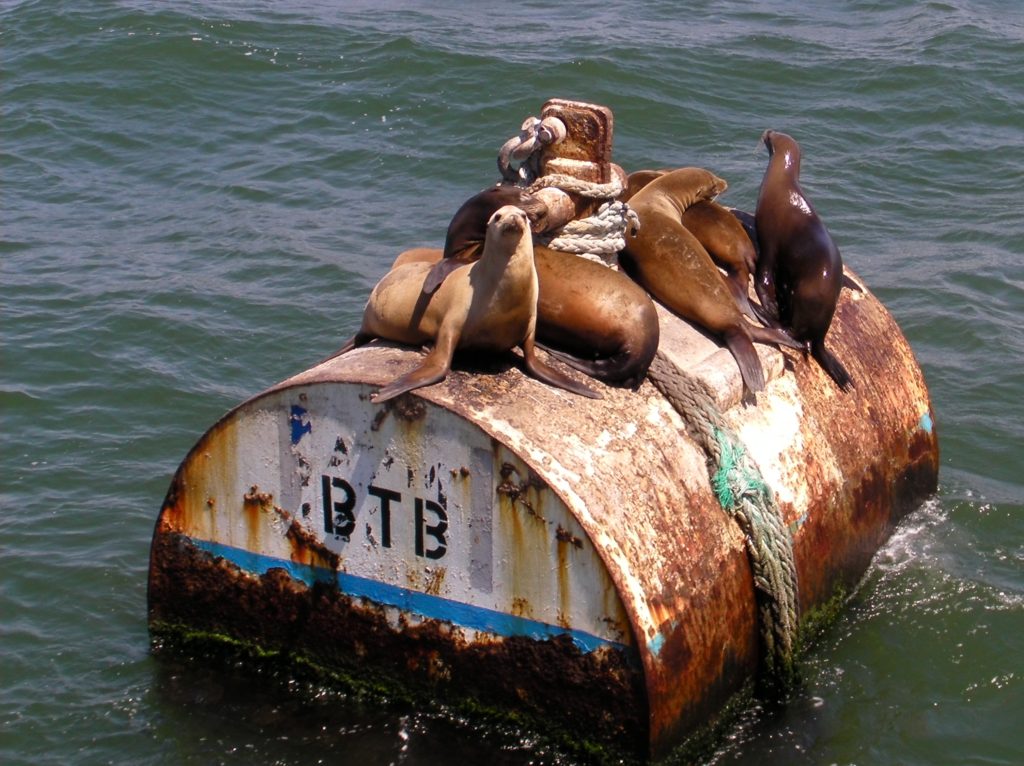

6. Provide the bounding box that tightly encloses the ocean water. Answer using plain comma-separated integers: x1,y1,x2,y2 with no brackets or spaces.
2,1,1022,764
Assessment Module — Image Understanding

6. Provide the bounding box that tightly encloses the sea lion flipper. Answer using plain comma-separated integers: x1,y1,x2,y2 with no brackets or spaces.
422,259,465,295
842,273,864,293
723,330,765,394
747,324,807,352
371,343,453,404
370,361,446,404
371,328,460,404
811,341,854,391
523,337,602,399
723,275,763,324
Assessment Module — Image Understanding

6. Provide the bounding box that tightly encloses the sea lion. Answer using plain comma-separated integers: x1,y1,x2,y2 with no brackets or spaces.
621,169,671,202
755,130,853,390
390,244,659,389
340,206,600,402
411,186,661,387
421,185,549,294
679,200,764,324
625,171,765,322
620,167,804,395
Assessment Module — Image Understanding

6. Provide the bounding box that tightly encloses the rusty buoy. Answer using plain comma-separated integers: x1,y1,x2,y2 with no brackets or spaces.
148,271,938,761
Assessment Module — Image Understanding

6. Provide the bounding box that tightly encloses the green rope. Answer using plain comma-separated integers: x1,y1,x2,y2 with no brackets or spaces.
647,351,799,690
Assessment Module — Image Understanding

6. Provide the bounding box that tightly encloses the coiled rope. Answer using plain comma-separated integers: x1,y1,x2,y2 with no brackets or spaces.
535,200,639,265
646,350,800,689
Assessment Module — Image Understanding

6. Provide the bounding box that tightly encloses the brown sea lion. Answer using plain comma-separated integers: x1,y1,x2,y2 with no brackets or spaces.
679,200,763,324
620,169,671,202
339,206,600,402
390,244,659,389
755,130,853,390
624,171,765,322
421,184,549,294
411,186,661,387
620,167,804,395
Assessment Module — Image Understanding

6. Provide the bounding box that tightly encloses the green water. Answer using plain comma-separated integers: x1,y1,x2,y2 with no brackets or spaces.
2,1,1021,763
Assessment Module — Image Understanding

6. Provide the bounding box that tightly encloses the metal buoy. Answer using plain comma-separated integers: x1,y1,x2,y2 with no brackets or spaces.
148,269,938,761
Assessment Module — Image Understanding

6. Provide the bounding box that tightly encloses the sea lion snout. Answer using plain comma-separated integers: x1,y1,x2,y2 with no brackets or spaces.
488,205,529,234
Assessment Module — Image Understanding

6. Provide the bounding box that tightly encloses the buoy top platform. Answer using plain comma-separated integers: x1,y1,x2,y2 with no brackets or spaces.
148,99,939,763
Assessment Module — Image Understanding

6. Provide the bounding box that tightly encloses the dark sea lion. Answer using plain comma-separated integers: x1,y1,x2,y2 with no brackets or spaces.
386,244,659,389
421,185,549,294
729,206,863,296
342,206,600,402
755,130,853,390
621,167,804,395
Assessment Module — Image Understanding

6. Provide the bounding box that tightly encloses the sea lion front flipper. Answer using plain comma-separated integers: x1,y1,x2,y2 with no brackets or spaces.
723,274,764,324
748,298,782,329
370,358,447,403
522,335,602,399
754,268,781,325
422,258,468,295
371,327,460,403
811,340,854,391
842,273,864,293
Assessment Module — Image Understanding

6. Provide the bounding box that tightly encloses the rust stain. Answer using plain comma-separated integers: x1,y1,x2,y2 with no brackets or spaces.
421,567,446,596
391,395,427,422
556,525,583,549
496,462,548,522
148,532,643,761
284,515,340,571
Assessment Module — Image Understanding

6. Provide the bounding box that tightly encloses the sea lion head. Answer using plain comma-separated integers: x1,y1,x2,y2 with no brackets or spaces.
487,205,530,239
761,130,800,171
443,186,548,260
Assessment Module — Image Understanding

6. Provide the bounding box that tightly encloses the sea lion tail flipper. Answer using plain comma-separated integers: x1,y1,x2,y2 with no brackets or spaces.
842,272,864,293
315,332,371,365
538,344,650,390
723,330,765,394
748,324,806,352
811,341,854,391
421,259,463,295
724,275,763,324
523,338,602,399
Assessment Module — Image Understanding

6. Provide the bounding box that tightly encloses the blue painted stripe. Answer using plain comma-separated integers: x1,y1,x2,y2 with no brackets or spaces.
919,410,934,434
189,538,630,655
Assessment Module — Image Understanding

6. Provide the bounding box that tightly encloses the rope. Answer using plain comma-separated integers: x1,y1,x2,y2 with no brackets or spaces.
536,200,640,265
646,350,800,689
526,172,624,199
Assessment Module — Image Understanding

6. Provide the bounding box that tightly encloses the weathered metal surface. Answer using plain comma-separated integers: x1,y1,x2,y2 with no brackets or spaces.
539,98,614,184
148,266,937,761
